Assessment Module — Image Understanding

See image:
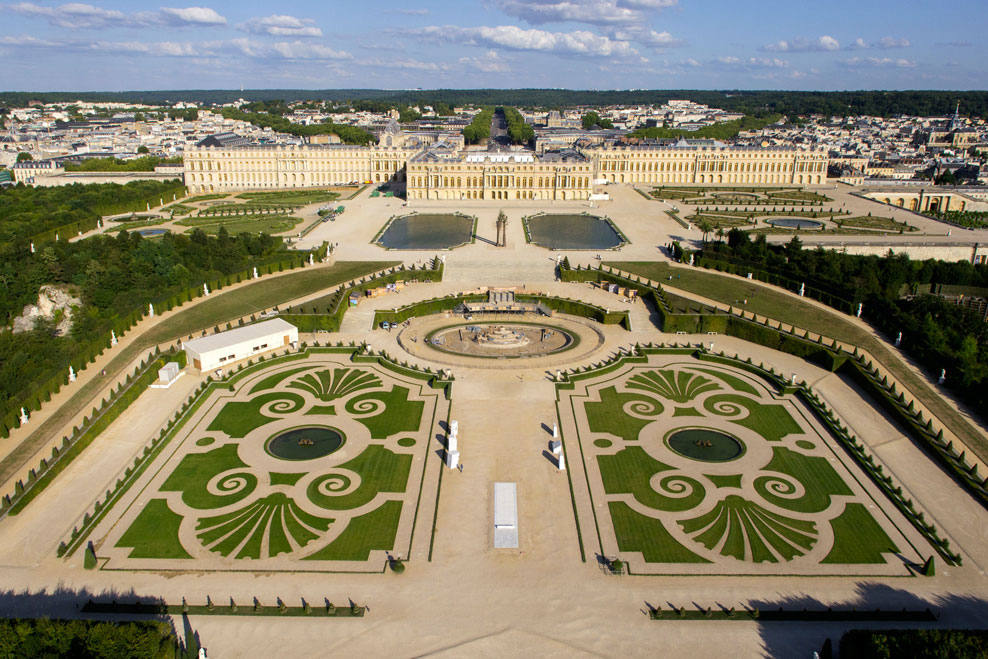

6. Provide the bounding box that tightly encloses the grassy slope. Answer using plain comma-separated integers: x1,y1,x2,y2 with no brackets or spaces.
0,261,393,485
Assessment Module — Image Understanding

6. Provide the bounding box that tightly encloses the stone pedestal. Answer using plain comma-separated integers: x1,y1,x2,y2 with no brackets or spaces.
446,449,460,470
549,440,562,455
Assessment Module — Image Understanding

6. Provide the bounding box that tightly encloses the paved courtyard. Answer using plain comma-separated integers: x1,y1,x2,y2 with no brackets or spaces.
2,184,988,657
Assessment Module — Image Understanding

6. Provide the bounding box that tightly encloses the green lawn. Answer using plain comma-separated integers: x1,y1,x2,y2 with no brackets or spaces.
608,501,708,563
116,499,191,558
822,502,898,563
304,499,402,561
606,260,988,462
185,216,303,236
185,193,230,203
237,189,342,205
598,446,706,512
838,215,916,232
0,262,392,486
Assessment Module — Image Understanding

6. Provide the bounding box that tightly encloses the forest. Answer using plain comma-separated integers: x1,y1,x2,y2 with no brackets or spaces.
0,618,179,658
216,107,375,144
4,90,987,118
63,156,183,172
698,231,988,416
629,114,783,140
0,180,297,432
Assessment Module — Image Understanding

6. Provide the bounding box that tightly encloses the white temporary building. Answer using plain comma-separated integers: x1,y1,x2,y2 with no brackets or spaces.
493,482,519,549
184,318,298,372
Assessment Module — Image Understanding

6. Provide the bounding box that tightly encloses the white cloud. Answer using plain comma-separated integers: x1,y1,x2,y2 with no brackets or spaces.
4,2,227,28
841,56,915,68
413,24,638,57
6,2,125,28
715,56,789,69
230,38,351,60
876,36,910,49
607,26,683,48
458,50,510,72
494,0,675,26
90,40,211,56
240,15,322,37
157,7,226,26
393,8,429,15
0,33,63,47
762,35,839,52
365,58,447,71
847,36,910,50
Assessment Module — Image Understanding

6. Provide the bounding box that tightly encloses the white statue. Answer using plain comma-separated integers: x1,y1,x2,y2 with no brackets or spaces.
148,303,155,318
68,365,76,382
558,450,566,471
253,267,259,279
110,330,118,346
203,283,210,296
19,407,29,425
895,331,902,346
798,283,805,297
856,303,863,318
30,242,35,253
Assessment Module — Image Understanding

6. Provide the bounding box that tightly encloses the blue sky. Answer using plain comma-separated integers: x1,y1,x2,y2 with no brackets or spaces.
0,0,984,91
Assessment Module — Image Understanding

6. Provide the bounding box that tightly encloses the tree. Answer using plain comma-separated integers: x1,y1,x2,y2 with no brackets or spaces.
697,219,714,244
16,152,32,162
136,145,149,154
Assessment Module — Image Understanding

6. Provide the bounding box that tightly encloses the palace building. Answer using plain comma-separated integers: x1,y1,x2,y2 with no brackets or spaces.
184,121,829,199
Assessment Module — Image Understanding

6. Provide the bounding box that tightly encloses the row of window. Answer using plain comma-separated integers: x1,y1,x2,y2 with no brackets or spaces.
409,175,590,189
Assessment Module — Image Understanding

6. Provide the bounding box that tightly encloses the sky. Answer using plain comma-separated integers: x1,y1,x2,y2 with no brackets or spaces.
0,0,985,91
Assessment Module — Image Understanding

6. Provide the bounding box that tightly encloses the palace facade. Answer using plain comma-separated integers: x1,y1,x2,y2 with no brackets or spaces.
184,126,829,198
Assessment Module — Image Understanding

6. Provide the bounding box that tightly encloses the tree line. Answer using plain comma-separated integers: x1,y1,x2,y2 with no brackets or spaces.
4,90,987,118
699,231,988,418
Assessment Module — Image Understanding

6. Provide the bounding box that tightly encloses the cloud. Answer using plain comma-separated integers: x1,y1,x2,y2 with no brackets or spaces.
762,35,839,52
841,56,915,68
157,7,226,26
4,2,227,28
607,26,683,48
239,14,322,37
493,0,675,26
458,50,510,73
847,36,910,50
876,36,910,49
413,24,638,57
6,2,126,28
392,8,429,15
90,39,212,57
230,38,351,60
715,55,789,69
364,58,447,71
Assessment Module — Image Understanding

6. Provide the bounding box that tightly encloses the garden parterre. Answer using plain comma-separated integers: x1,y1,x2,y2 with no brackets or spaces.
88,348,447,572
558,350,931,575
